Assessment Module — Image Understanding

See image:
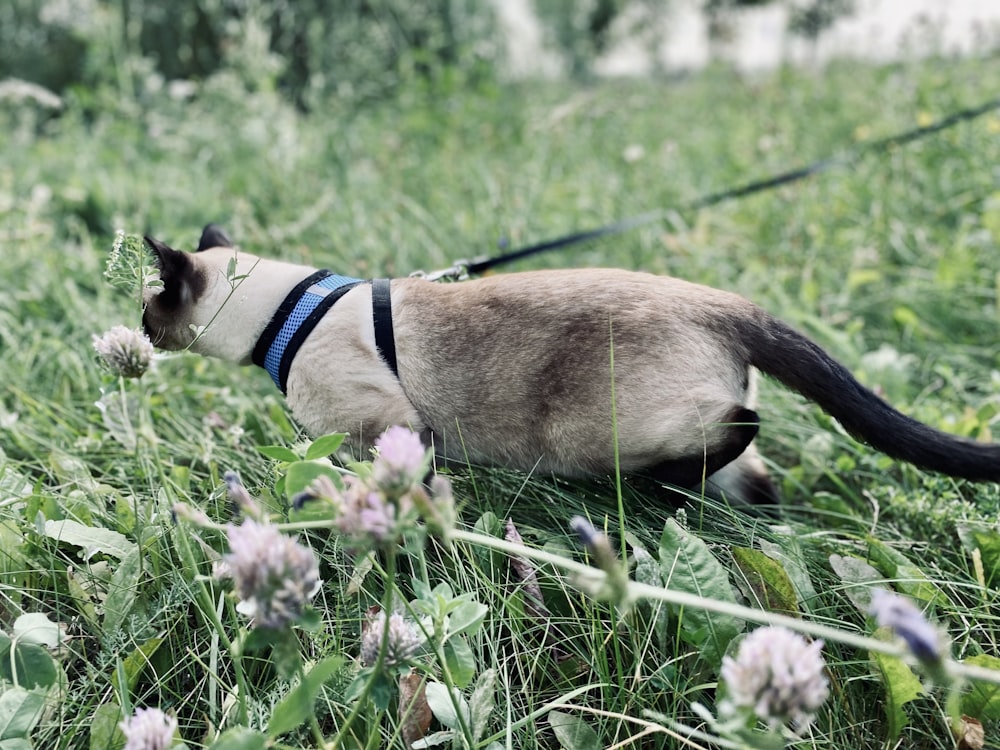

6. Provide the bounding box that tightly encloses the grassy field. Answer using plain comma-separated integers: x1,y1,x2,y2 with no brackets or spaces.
2,54,1000,749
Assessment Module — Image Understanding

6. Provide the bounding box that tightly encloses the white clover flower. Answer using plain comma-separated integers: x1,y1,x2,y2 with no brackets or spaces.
215,519,321,629
93,325,154,378
720,625,829,730
371,426,428,490
361,611,421,669
869,589,946,666
120,707,178,750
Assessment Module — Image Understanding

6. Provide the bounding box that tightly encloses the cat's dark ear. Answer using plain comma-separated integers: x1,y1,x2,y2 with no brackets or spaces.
197,224,234,252
144,236,206,307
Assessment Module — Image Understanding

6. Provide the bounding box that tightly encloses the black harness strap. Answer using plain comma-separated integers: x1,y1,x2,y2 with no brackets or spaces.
371,278,399,379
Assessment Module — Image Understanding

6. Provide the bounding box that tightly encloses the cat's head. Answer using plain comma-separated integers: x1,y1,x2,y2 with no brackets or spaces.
141,225,282,363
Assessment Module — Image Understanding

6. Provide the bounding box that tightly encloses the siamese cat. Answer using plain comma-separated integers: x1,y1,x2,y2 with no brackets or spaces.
141,225,1000,504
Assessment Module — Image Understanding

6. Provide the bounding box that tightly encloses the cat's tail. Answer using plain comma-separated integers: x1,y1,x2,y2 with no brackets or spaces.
737,309,1000,482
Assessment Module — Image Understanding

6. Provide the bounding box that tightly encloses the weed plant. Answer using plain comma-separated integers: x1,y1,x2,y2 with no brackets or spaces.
1,54,1000,749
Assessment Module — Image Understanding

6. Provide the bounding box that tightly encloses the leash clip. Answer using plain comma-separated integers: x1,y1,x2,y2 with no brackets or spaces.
410,260,470,283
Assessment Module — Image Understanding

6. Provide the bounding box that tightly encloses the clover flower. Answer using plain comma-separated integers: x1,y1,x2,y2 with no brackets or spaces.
371,425,429,491
93,325,154,378
120,707,178,750
215,519,321,629
869,589,946,667
361,610,421,669
335,476,413,544
720,625,829,730
296,426,454,546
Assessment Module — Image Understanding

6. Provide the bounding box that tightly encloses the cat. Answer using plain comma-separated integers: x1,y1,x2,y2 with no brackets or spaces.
141,225,1000,503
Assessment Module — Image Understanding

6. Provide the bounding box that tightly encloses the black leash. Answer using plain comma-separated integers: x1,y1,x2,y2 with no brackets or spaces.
415,96,1000,281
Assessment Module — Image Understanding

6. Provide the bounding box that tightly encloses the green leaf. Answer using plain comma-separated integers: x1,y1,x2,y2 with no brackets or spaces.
443,636,477,689
112,637,164,693
0,635,57,691
732,547,799,613
865,538,949,606
304,433,347,460
658,519,741,662
103,546,142,634
0,687,45,740
446,599,488,639
255,444,299,463
89,702,124,750
208,727,268,750
870,627,925,742
828,554,882,613
282,461,342,505
12,613,61,649
957,526,1000,588
42,520,136,561
0,738,34,750
469,668,495,741
424,682,469,730
548,710,602,750
267,655,344,738
962,654,1000,720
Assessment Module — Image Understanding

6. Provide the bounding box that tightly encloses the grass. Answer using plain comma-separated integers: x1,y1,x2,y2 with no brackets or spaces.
1,53,1000,749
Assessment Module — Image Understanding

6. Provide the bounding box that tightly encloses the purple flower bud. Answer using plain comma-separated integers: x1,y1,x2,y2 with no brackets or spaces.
869,589,945,665
371,426,428,490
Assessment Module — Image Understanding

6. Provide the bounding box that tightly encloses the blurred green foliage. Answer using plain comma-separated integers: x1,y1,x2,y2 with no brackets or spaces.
0,0,502,108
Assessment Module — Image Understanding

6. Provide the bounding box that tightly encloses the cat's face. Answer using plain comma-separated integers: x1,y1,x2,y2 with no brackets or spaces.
141,234,300,363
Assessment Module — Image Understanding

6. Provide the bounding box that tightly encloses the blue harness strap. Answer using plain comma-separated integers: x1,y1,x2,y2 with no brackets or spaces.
251,271,399,394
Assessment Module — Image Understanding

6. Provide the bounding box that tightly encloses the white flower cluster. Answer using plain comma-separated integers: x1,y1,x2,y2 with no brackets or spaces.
360,610,421,669
93,325,154,378
720,625,829,729
215,519,321,629
120,707,178,750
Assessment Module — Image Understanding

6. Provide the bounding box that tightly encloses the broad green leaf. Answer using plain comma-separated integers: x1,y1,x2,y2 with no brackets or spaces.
42,520,136,561
89,702,124,750
732,547,799,613
424,682,469,730
962,654,1000,720
208,727,267,750
870,627,925,742
548,710,602,750
304,433,346,460
12,613,60,649
443,636,476,689
865,538,949,606
112,638,164,693
0,635,57,690
447,599,488,638
103,546,142,634
255,445,299,463
758,539,819,609
658,519,741,661
267,655,344,738
0,687,45,740
0,738,33,750
828,554,882,613
282,461,342,504
469,668,495,741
